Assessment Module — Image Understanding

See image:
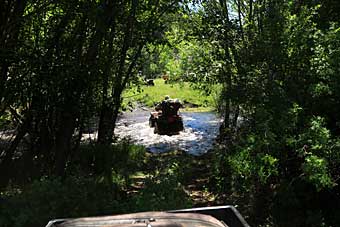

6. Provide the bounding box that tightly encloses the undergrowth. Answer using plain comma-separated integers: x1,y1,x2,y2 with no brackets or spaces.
0,142,192,227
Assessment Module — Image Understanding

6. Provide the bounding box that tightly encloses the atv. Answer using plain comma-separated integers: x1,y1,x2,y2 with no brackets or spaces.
149,111,184,135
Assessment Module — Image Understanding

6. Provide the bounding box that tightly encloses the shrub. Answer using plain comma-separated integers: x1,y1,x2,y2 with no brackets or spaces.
0,176,123,227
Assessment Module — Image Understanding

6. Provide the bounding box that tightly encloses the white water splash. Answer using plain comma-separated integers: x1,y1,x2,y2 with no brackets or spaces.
115,111,222,155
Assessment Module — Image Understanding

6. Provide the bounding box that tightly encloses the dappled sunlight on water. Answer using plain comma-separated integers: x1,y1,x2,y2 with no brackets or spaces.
115,111,222,155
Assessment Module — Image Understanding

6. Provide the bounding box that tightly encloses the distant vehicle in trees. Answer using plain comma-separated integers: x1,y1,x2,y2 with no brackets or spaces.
162,74,169,81
146,79,155,86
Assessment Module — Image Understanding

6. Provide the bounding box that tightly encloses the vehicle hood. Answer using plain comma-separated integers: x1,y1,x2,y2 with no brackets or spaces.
48,212,228,227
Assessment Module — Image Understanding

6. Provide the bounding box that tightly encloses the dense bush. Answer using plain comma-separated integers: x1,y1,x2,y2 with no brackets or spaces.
198,1,340,225
213,112,340,226
0,144,192,227
0,177,122,227
69,140,147,186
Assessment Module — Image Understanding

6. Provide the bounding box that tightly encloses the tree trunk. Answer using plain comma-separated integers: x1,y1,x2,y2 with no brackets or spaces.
53,110,76,177
0,0,27,116
233,105,240,130
0,112,31,188
97,0,138,145
97,104,115,145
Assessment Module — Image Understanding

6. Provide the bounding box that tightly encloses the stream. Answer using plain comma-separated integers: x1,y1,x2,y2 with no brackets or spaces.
1,110,222,156
114,110,222,155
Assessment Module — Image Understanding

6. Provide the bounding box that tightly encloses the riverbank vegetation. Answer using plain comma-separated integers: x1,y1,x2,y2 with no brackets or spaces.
1,0,340,226
123,78,220,111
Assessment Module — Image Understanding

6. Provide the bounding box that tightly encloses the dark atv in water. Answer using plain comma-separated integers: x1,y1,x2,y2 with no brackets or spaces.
149,99,184,135
149,111,184,135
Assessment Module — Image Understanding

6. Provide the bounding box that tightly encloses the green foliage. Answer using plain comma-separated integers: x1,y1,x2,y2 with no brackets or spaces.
272,179,330,227
297,117,336,190
298,117,330,154
74,140,147,186
302,155,334,191
0,112,11,130
206,1,340,225
0,177,122,227
0,144,193,227
257,154,279,183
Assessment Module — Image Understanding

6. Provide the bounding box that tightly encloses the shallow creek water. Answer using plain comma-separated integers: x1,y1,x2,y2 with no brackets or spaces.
114,110,222,155
1,111,221,156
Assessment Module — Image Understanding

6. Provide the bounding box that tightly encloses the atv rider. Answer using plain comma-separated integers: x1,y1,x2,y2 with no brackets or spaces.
155,96,182,117
169,98,182,115
155,95,171,116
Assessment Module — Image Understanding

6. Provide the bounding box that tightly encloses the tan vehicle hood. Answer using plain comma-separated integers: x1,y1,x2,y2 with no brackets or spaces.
54,212,228,227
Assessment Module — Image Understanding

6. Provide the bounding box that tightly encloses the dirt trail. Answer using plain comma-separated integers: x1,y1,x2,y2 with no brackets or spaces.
128,151,219,207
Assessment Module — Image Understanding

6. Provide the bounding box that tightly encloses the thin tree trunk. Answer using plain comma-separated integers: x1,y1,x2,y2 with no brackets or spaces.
223,88,231,129
97,2,118,145
98,0,138,145
237,0,244,40
54,110,76,177
249,0,253,22
0,0,27,116
97,105,115,145
233,105,240,129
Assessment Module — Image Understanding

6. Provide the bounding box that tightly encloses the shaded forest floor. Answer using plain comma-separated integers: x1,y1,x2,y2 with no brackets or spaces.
125,149,251,221
127,150,218,207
